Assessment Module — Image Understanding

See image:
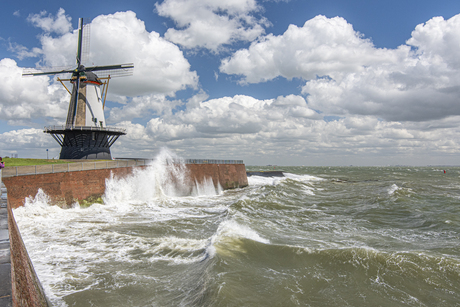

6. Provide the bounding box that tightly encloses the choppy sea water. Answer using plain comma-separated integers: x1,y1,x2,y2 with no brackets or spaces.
14,156,460,306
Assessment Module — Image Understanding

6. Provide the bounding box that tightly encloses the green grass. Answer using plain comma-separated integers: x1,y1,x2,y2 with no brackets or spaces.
0,158,74,167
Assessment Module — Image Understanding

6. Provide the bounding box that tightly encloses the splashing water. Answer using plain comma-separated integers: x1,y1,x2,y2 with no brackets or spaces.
103,148,222,208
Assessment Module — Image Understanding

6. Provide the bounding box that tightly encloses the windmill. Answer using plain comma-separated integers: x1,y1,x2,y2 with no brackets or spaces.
23,18,134,160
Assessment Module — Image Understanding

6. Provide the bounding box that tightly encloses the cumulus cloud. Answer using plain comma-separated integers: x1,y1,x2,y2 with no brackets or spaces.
220,15,397,83
107,94,183,123
0,128,60,159
220,14,460,122
27,8,72,35
89,11,198,97
0,58,68,123
156,0,269,51
114,94,460,165
17,10,198,98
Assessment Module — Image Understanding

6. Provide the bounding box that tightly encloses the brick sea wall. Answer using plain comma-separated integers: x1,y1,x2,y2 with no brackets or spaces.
187,163,248,190
4,167,138,209
3,164,248,209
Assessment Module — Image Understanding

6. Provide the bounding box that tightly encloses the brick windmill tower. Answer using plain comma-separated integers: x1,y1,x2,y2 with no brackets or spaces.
23,18,133,160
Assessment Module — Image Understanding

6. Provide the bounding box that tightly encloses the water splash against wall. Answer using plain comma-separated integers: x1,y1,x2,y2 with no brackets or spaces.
103,148,222,207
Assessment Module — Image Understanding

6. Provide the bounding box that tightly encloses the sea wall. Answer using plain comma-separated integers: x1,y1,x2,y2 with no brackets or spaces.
187,163,247,190
8,198,49,307
3,164,248,209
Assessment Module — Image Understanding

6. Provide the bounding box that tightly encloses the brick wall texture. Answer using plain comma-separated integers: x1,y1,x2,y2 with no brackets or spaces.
3,164,248,209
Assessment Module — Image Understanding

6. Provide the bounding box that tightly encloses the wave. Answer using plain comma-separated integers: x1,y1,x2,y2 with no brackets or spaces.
103,148,222,208
208,220,270,258
207,241,460,306
247,172,323,190
387,183,413,197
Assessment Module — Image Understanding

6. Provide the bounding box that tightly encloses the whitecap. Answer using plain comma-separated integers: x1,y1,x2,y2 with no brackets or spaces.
387,184,400,195
207,220,269,258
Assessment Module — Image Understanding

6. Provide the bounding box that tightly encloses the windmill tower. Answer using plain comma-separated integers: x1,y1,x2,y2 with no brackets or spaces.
23,18,133,160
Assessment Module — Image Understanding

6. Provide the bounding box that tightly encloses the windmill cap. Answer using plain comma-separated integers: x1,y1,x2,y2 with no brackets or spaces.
85,71,103,84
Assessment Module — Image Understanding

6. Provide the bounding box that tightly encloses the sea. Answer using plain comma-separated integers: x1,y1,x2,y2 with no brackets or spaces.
13,152,460,306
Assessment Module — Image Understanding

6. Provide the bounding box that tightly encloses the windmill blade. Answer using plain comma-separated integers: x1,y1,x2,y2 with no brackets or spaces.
22,67,75,77
66,76,80,128
76,18,84,66
80,18,91,65
86,63,134,78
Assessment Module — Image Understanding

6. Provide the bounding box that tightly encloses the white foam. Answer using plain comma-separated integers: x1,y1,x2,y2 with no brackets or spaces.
388,184,400,195
247,175,285,186
303,186,315,196
283,173,325,182
191,177,223,197
248,172,324,187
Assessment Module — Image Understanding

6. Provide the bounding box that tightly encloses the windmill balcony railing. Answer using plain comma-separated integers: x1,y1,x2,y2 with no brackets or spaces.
44,125,127,134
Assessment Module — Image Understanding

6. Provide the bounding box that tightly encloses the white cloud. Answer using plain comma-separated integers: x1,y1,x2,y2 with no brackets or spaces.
156,0,268,51
0,128,60,159
220,15,398,83
27,8,72,35
89,11,198,97
107,94,183,123
0,58,68,122
220,14,460,122
114,95,460,165
16,10,198,98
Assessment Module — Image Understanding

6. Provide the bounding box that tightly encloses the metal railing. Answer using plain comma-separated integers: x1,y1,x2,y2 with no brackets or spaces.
44,125,127,134
1,159,244,178
184,159,243,164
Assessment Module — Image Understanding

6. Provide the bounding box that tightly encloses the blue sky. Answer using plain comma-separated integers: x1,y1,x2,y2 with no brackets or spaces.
1,0,460,165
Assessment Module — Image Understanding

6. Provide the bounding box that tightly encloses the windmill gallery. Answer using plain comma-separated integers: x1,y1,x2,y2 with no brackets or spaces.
23,18,133,160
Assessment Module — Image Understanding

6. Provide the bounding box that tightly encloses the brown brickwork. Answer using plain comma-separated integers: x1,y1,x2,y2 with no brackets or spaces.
3,164,248,209
186,164,248,190
3,167,139,209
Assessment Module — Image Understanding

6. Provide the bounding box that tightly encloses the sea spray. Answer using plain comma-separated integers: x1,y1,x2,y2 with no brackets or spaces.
103,148,221,207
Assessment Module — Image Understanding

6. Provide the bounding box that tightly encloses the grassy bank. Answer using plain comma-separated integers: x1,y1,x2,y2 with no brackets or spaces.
0,158,73,167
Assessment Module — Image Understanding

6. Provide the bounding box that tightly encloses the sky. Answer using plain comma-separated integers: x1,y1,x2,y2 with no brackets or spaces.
1,0,460,166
